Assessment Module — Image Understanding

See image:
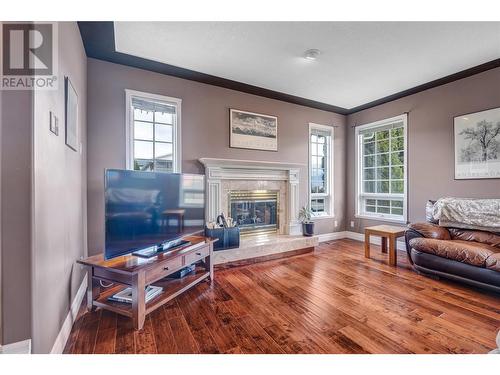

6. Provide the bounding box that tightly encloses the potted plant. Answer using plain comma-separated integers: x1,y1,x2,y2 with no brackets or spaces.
298,206,315,237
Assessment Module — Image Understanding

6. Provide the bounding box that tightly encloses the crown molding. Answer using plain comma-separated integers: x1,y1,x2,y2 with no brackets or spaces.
348,58,500,114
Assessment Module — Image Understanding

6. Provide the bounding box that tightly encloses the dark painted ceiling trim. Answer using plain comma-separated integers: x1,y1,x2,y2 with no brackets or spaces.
348,58,500,114
78,21,500,116
77,21,349,115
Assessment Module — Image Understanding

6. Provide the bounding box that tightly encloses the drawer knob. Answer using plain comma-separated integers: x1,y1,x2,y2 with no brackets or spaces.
196,252,202,256
164,266,169,270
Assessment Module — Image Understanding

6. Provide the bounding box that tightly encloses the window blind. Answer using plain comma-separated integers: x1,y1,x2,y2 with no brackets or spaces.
311,128,332,138
358,120,404,135
132,97,176,114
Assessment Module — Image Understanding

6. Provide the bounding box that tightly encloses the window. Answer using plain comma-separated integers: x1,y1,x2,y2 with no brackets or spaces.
355,114,407,222
126,90,181,173
309,124,334,217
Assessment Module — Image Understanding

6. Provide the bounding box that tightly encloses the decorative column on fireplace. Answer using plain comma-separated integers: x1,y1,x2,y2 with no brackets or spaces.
229,190,279,235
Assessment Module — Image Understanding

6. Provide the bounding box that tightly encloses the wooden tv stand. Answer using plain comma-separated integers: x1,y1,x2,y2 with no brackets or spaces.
77,236,216,330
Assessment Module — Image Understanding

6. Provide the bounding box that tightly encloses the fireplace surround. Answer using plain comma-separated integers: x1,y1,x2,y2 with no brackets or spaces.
229,190,279,235
199,158,304,236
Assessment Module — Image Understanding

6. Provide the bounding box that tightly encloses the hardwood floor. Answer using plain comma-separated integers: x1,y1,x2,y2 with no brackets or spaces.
64,239,500,354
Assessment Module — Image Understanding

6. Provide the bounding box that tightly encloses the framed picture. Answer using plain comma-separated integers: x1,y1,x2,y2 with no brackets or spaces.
230,109,278,151
65,76,79,151
454,107,500,179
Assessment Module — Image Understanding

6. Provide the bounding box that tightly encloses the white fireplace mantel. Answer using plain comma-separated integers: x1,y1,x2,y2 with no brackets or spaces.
198,158,305,235
199,158,305,170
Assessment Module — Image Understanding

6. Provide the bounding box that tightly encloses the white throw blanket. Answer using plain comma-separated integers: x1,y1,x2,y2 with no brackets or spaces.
432,197,500,233
490,330,500,354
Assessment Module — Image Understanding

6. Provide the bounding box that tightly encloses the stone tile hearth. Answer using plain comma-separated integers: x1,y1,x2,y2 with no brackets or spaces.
213,234,318,265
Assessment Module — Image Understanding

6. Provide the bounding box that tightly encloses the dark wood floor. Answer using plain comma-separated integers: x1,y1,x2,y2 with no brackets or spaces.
64,239,500,354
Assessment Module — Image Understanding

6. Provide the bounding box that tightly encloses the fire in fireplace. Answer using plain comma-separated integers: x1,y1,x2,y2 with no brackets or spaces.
228,190,279,235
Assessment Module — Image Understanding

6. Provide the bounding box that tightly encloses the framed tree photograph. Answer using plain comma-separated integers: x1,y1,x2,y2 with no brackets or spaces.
230,109,278,151
65,76,79,152
454,107,500,179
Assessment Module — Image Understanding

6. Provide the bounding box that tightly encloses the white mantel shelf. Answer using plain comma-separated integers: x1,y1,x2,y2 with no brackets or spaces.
199,158,305,170
199,157,303,235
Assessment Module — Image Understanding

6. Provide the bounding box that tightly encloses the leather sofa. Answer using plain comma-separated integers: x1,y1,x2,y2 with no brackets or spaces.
405,203,500,293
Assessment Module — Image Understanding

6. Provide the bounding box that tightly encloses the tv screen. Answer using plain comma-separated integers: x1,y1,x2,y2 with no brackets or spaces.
104,169,205,259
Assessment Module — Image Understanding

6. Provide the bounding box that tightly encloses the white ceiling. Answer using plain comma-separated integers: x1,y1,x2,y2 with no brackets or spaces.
114,22,500,109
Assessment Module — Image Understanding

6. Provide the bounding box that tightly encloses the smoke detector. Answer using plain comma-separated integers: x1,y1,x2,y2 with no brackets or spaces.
304,49,321,61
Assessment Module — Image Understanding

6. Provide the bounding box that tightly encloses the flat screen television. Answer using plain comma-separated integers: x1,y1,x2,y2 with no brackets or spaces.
104,169,205,260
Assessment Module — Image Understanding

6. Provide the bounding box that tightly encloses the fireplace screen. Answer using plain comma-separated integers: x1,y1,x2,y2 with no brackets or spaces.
229,190,279,235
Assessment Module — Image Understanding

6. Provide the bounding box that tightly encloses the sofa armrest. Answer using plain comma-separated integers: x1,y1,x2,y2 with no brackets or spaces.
407,222,451,240
404,228,423,265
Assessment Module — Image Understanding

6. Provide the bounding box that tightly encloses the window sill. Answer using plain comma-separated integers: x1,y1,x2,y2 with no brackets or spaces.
311,214,335,221
355,214,408,225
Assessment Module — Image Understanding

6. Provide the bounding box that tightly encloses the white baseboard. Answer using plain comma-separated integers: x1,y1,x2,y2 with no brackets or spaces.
0,339,31,354
50,274,87,354
318,230,407,251
316,231,349,242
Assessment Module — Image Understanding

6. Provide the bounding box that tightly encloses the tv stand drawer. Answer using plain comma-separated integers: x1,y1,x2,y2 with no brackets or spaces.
184,245,209,265
146,256,183,284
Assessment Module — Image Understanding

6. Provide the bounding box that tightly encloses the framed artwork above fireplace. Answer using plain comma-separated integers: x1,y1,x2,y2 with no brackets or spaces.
229,109,278,151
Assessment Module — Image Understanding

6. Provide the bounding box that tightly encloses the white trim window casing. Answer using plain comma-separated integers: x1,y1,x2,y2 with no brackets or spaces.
125,89,182,173
355,114,408,223
308,123,334,218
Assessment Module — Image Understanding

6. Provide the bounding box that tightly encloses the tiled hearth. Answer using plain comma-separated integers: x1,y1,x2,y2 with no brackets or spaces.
213,234,318,265
199,158,318,264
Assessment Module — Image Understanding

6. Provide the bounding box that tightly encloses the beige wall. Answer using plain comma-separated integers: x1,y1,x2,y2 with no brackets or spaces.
1,90,33,345
0,83,2,344
87,58,346,255
346,67,500,233
31,22,87,353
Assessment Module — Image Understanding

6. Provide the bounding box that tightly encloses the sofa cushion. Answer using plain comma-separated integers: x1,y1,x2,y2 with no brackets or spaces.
408,238,500,268
486,253,500,272
448,228,500,248
408,222,451,240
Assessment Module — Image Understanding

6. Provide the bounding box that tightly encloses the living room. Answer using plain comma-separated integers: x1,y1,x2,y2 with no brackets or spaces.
1,1,499,372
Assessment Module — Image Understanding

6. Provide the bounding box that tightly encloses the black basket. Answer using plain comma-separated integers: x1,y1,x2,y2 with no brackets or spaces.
205,226,240,251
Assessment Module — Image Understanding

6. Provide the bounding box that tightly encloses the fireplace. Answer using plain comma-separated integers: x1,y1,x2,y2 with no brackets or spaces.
199,158,302,236
229,190,279,235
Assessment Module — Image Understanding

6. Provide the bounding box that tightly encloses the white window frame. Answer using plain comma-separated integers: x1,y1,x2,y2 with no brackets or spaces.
125,89,182,173
355,114,408,223
308,123,334,219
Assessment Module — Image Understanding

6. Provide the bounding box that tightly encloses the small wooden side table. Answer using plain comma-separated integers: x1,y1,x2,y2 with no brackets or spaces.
364,225,406,266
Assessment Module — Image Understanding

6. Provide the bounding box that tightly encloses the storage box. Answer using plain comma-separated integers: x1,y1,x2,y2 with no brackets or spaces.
204,226,240,251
